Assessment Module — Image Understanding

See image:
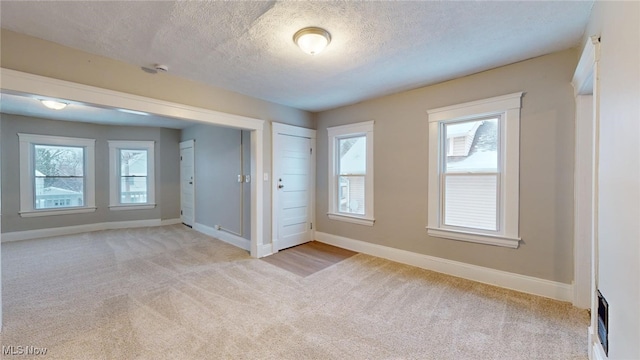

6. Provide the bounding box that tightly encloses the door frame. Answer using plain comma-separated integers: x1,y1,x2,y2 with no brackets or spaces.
180,139,195,227
271,122,316,254
571,35,600,357
0,68,265,259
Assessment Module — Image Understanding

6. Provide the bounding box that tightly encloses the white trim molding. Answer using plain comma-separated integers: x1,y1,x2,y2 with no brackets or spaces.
193,223,250,251
328,213,375,226
426,227,520,249
1,218,181,242
108,140,156,210
0,68,265,131
427,92,523,248
327,121,375,226
18,133,96,217
316,232,573,302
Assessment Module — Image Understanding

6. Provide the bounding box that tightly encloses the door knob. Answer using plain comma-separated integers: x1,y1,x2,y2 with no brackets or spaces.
278,184,284,189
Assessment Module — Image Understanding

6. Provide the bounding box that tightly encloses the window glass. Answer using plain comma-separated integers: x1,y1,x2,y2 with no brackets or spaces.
34,144,84,209
338,136,366,215
445,118,499,173
119,149,148,204
442,118,499,230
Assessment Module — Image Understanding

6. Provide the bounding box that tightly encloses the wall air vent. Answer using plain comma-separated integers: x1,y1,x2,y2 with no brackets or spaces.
597,290,609,356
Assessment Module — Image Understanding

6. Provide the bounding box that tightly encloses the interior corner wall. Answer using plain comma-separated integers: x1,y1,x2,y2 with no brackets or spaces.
0,114,181,233
315,49,578,284
584,1,640,358
159,128,181,221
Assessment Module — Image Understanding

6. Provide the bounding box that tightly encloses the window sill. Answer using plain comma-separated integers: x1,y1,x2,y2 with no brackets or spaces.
109,204,156,211
426,227,520,248
328,213,375,226
20,207,97,218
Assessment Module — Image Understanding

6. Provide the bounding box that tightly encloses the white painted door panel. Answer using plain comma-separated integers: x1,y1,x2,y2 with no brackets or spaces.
276,134,312,250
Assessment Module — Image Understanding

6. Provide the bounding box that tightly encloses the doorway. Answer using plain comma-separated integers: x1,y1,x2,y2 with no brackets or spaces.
180,140,195,227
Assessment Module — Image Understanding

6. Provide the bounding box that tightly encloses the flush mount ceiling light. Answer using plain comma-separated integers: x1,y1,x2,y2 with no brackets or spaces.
117,108,149,116
293,27,331,55
40,99,68,110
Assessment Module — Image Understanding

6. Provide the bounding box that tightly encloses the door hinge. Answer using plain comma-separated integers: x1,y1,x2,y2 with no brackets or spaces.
310,148,313,155
181,210,183,215
310,222,313,230
180,156,183,160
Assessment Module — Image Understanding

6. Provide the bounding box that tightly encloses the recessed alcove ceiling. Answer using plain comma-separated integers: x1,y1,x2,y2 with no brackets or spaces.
0,1,594,124
0,92,194,129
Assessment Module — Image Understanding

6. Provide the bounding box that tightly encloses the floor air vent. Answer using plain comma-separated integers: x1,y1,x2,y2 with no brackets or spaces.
597,290,609,356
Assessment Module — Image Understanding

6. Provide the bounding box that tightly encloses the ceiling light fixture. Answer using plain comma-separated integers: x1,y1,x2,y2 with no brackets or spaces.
117,108,149,116
293,27,331,55
40,99,68,110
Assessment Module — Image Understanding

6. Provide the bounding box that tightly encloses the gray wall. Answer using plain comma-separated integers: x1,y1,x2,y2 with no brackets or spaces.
181,124,251,240
0,114,181,232
315,49,578,284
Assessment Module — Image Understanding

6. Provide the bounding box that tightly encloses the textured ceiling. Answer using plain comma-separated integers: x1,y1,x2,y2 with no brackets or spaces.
1,1,593,113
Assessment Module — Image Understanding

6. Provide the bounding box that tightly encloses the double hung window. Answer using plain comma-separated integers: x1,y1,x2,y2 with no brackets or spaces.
427,93,522,248
108,141,155,210
327,121,374,226
18,134,96,217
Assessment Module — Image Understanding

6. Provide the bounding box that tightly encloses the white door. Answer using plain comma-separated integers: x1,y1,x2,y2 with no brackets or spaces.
273,123,316,251
180,140,195,227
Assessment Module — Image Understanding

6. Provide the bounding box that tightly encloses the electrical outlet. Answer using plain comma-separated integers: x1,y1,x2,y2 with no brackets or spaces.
245,175,251,183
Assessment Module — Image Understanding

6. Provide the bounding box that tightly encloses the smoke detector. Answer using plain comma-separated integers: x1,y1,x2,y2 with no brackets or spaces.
141,64,169,74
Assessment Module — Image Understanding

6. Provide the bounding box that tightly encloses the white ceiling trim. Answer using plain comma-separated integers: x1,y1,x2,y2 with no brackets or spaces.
0,68,264,131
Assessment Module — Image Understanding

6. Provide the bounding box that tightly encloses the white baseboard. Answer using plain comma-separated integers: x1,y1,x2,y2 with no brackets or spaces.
161,218,182,226
193,223,250,251
257,243,273,258
2,218,182,242
589,325,607,360
315,232,573,302
592,342,607,360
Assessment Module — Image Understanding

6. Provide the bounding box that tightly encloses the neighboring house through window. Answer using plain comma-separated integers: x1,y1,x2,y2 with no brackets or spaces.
427,92,522,248
108,140,155,210
18,133,96,217
327,121,374,226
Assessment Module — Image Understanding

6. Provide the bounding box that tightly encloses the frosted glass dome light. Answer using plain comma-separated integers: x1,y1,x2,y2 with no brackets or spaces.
293,27,331,55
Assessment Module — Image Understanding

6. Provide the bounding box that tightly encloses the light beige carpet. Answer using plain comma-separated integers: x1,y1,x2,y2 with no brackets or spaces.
1,225,588,359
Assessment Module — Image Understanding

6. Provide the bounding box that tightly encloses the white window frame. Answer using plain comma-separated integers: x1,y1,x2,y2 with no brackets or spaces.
327,121,374,226
108,140,155,210
18,133,96,217
427,92,522,248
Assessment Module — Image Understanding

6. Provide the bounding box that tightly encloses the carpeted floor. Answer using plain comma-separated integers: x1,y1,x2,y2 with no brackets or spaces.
1,225,588,359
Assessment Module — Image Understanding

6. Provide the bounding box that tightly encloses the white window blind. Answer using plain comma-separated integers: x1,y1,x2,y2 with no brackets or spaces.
444,174,498,230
